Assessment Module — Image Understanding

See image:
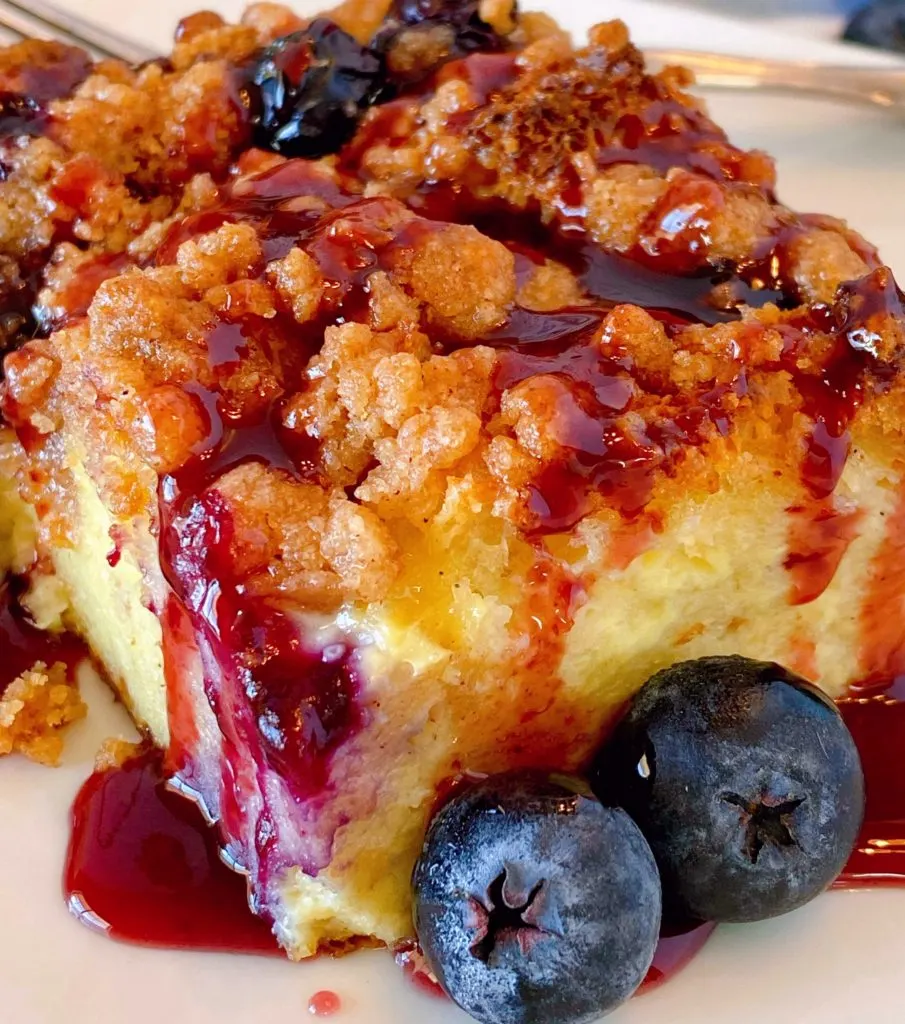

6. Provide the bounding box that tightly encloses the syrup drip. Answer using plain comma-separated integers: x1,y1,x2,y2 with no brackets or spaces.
405,186,763,326
786,268,903,500
157,290,362,809
784,503,864,606
307,990,342,1017
472,305,742,530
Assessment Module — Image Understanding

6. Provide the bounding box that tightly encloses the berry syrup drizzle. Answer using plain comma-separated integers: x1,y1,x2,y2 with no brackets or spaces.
152,165,410,920
477,305,736,529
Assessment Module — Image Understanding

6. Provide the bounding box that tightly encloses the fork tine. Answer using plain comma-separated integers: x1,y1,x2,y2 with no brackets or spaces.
0,0,156,64
0,4,52,43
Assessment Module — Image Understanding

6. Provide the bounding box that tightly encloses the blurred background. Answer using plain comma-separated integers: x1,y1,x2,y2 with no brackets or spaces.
666,0,903,49
673,0,865,10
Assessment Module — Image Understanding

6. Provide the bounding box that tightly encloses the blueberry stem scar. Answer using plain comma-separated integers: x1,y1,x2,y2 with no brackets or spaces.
469,871,548,962
721,793,805,864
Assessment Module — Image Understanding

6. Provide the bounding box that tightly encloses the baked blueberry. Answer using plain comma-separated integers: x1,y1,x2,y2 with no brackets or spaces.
243,20,386,158
374,0,511,86
592,656,864,924
0,93,46,140
412,771,661,1024
843,1,905,53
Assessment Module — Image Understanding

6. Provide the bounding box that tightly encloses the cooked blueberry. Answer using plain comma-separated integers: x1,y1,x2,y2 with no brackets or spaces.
374,0,512,86
592,656,864,924
412,771,661,1024
0,93,45,141
391,0,510,40
243,20,386,158
843,1,905,53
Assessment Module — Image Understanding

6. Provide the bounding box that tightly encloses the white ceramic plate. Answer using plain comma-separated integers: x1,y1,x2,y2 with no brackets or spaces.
4,2,905,1022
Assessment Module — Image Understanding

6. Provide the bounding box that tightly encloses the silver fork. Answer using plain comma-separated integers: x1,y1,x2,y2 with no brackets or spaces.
644,49,905,114
0,0,154,64
1,0,904,117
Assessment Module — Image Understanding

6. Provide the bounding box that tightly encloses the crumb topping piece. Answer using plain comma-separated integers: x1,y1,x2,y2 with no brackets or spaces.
0,662,86,765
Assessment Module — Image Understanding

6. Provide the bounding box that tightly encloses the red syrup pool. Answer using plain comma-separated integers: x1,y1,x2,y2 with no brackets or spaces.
836,678,905,886
64,746,279,954
640,921,717,992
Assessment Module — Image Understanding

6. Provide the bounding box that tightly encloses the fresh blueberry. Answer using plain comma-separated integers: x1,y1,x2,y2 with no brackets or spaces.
374,1,512,86
843,1,905,53
243,20,387,158
592,656,864,924
412,771,662,1024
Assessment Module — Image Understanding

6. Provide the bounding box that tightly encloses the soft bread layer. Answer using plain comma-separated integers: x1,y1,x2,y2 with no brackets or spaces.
48,430,901,957
562,443,899,705
50,456,168,745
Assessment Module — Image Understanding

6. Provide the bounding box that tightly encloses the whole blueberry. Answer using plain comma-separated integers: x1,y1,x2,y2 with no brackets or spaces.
243,20,387,158
412,771,662,1024
592,656,864,924
844,1,905,53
